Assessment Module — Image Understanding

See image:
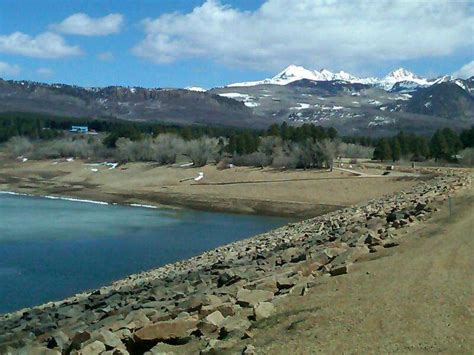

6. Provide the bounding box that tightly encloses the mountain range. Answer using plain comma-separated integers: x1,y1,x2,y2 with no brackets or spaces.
0,65,473,136
227,65,460,91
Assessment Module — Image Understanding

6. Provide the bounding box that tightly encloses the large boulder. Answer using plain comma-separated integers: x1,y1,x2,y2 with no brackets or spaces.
134,316,198,344
253,302,275,321
197,311,225,335
236,289,274,307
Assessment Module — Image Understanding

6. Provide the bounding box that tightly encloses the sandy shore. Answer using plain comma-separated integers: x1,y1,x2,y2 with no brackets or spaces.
0,158,423,217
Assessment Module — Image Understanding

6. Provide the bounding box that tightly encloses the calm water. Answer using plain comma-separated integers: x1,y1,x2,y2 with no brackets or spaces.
0,193,289,314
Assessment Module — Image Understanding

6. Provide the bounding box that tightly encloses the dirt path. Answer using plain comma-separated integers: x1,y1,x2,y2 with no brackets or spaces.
241,185,474,354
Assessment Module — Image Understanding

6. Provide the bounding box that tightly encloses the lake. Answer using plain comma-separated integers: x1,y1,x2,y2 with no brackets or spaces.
0,193,289,314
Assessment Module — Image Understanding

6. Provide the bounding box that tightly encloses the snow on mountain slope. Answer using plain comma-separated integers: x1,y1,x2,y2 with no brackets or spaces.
226,65,459,91
378,68,431,90
185,86,207,92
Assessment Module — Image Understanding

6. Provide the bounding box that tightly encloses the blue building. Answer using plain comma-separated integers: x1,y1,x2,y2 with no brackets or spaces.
70,126,88,133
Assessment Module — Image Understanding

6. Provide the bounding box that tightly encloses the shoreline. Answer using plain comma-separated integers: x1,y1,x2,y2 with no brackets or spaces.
0,190,174,211
0,170,471,354
0,159,424,218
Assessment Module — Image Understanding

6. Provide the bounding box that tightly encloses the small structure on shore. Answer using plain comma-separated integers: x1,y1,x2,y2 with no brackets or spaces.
70,125,88,134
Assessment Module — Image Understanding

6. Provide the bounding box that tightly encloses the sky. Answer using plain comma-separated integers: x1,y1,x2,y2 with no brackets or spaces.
0,0,473,88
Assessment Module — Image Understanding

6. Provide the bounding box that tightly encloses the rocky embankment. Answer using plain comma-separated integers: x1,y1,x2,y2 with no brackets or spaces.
0,171,470,355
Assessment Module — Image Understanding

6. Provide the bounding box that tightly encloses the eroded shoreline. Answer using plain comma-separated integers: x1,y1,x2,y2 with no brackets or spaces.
0,159,423,217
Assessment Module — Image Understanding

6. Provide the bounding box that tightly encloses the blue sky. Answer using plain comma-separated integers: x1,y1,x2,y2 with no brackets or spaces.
0,0,473,88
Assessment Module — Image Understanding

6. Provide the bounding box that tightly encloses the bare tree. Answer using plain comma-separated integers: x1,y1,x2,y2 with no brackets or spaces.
154,134,185,164
186,137,219,167
5,136,33,157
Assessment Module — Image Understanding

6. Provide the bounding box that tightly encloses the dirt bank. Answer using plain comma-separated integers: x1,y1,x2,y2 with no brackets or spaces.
0,158,422,217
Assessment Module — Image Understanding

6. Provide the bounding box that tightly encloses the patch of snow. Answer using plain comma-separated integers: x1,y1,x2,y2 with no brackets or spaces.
454,79,468,92
368,99,382,105
290,103,311,110
368,116,395,127
185,86,207,92
244,102,259,107
218,92,250,100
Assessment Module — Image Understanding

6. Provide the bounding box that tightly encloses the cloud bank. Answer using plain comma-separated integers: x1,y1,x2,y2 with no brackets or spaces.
0,32,81,58
453,60,474,79
51,13,124,36
37,67,54,77
0,61,21,76
133,0,474,72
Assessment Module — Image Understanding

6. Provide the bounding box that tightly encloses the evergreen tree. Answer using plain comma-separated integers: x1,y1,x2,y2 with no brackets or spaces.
391,138,401,161
460,126,474,148
373,138,392,161
430,130,449,161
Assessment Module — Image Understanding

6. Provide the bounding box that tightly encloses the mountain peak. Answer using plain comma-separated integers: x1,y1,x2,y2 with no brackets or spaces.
274,65,315,80
385,68,419,81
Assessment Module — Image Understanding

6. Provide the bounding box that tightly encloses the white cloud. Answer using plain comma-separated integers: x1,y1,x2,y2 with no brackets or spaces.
453,60,474,79
132,0,474,72
0,61,21,76
51,13,123,36
97,51,114,61
0,32,82,58
37,67,54,77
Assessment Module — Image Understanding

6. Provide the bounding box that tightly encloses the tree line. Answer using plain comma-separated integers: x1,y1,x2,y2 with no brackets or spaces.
372,127,474,162
1,111,474,165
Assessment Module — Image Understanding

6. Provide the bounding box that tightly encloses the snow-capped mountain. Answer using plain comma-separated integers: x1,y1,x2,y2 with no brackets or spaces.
227,65,460,92
378,68,432,90
228,65,376,87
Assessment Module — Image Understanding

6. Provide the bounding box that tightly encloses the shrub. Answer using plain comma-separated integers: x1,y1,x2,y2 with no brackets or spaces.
5,136,33,157
154,134,185,164
186,137,218,167
232,152,270,167
459,148,474,166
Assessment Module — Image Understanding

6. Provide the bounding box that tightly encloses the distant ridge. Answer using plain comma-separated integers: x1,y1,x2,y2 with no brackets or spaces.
227,65,464,91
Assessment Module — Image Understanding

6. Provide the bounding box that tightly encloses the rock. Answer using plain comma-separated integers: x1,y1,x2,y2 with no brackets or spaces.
134,317,198,344
253,302,275,321
45,330,69,351
383,240,399,248
242,344,256,354
366,217,385,232
178,296,204,313
69,331,91,351
220,316,252,338
276,276,296,290
323,246,346,259
16,346,61,355
280,247,306,263
386,211,405,223
91,329,124,350
217,271,242,287
102,349,130,355
200,338,237,354
329,263,352,276
217,303,237,317
236,289,274,307
78,340,106,354
197,311,225,335
144,342,178,354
